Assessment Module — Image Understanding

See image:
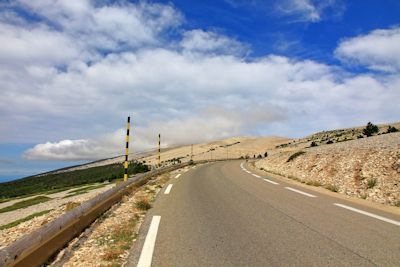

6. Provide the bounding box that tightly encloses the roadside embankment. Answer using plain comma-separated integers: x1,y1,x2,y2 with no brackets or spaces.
256,133,400,206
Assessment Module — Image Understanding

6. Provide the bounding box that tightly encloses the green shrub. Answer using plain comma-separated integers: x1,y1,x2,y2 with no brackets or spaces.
363,122,379,137
367,178,377,188
287,151,306,162
326,140,334,144
310,141,318,147
386,125,399,133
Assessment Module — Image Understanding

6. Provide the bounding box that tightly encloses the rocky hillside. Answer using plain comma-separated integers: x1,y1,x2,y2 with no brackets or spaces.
275,122,400,150
256,132,400,206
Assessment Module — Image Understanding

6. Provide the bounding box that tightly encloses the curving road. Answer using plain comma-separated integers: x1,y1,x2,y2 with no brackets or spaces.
127,161,400,266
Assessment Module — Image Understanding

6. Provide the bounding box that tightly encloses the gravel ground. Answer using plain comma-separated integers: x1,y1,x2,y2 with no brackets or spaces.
0,183,114,248
256,132,400,206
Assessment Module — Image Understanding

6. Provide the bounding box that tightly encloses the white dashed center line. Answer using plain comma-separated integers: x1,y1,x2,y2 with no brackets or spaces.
285,187,316,198
164,184,173,194
137,215,161,267
175,174,181,179
334,203,400,226
263,179,279,185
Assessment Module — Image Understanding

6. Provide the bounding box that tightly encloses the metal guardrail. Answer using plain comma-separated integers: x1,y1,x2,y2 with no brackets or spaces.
0,160,218,267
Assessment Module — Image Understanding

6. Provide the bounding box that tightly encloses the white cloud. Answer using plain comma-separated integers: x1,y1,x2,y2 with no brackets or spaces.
335,27,400,72
275,0,344,23
23,130,126,161
0,1,398,161
13,0,182,53
181,30,248,55
278,0,320,22
0,23,80,66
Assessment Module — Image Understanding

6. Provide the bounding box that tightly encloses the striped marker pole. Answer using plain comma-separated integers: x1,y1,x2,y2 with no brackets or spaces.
124,116,130,182
158,133,161,167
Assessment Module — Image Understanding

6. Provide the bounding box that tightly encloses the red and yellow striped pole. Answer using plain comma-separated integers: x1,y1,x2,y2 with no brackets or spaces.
124,116,130,182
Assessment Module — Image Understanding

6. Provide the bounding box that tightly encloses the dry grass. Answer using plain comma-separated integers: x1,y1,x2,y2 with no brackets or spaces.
306,180,322,187
101,248,124,261
135,197,152,211
325,184,339,192
98,212,141,265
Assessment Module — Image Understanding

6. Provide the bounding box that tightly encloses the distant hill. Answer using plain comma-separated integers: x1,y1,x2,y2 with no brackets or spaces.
0,162,149,199
275,121,400,150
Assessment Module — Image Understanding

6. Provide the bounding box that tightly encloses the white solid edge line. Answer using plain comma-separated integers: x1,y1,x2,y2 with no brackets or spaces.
263,179,279,185
285,187,316,197
137,215,161,267
175,174,181,179
245,170,251,174
164,184,173,194
252,174,261,178
334,203,400,226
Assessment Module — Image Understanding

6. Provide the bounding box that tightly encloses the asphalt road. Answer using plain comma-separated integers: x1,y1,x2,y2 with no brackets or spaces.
127,161,400,266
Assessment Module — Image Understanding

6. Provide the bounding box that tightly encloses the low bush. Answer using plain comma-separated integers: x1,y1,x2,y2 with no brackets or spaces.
135,198,152,211
287,151,306,162
325,184,339,192
363,122,379,137
310,141,318,147
386,125,399,133
367,178,377,189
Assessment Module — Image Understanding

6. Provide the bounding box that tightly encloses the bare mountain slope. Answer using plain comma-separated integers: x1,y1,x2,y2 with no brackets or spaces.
256,132,400,206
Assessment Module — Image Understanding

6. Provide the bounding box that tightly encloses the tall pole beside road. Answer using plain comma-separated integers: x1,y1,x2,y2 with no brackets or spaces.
123,116,130,182
158,133,161,167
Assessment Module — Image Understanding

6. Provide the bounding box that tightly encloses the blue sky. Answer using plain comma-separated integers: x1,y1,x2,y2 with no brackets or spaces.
0,0,399,182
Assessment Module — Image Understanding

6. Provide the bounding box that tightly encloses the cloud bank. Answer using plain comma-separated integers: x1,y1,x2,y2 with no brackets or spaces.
0,1,399,161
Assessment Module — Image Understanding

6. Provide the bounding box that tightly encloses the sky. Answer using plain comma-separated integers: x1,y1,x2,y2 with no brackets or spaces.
0,0,399,182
